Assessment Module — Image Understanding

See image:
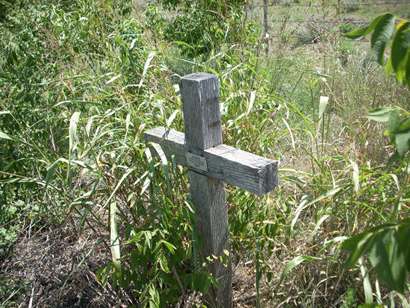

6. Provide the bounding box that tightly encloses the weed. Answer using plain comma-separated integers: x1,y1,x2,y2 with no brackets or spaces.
1,0,410,306
342,0,360,13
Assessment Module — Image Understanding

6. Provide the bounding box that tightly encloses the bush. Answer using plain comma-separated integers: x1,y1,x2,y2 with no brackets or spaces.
342,0,360,13
153,0,250,57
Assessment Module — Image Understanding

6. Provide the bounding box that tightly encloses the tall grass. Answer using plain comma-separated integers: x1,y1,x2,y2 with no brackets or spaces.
1,0,410,306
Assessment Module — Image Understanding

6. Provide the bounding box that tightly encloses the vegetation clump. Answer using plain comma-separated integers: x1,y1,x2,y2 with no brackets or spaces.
1,0,410,306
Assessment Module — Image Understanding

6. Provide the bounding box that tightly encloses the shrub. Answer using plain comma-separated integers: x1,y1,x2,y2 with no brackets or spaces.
342,0,360,13
154,0,250,57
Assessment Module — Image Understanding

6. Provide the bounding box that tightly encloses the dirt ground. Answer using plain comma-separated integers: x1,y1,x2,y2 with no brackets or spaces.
0,223,122,307
1,222,263,307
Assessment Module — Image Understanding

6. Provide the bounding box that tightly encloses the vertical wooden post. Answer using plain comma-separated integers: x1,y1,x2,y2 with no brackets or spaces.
146,72,277,306
180,73,232,307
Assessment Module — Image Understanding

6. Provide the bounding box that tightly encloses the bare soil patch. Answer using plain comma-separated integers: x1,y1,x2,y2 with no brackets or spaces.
0,224,118,307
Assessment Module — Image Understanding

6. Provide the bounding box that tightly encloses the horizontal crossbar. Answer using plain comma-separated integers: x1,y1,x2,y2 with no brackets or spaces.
144,127,278,195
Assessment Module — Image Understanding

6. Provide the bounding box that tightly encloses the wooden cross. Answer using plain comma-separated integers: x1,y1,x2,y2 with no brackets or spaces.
144,73,278,307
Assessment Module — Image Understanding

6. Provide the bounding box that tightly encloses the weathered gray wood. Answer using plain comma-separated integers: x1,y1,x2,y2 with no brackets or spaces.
188,173,230,307
144,127,186,165
206,144,277,195
181,73,222,153
181,73,231,308
144,73,278,307
144,127,278,195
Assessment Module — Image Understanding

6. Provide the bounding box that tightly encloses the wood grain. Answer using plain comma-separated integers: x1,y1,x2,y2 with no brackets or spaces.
180,73,222,153
144,73,279,307
144,127,278,195
181,73,231,307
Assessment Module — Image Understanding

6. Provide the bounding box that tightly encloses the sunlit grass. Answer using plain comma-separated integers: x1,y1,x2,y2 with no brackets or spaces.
1,0,410,306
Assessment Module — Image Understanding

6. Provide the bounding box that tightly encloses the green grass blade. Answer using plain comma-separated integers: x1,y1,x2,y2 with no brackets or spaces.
110,201,121,270
0,131,12,140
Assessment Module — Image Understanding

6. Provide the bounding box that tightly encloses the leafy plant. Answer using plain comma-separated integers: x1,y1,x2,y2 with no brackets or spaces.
343,221,410,293
367,107,410,157
341,0,360,13
2,1,410,306
343,13,410,295
151,0,252,57
345,13,410,86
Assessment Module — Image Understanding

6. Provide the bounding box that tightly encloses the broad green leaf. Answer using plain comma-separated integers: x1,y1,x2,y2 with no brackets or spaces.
0,131,12,140
369,230,406,293
345,15,384,39
385,57,394,75
407,50,410,87
342,187,410,295
367,107,395,122
343,231,375,267
387,109,401,134
391,22,410,81
396,222,410,272
345,26,370,39
371,14,395,64
368,231,393,286
343,223,410,293
396,52,409,84
398,117,410,133
388,240,407,293
400,29,410,48
395,131,410,156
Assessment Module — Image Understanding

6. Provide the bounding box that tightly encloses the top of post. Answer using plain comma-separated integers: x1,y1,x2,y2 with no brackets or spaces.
180,73,222,151
181,72,218,83
181,73,220,100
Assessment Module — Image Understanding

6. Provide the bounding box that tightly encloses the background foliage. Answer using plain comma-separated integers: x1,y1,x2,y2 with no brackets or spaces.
1,0,410,307
340,12,410,296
